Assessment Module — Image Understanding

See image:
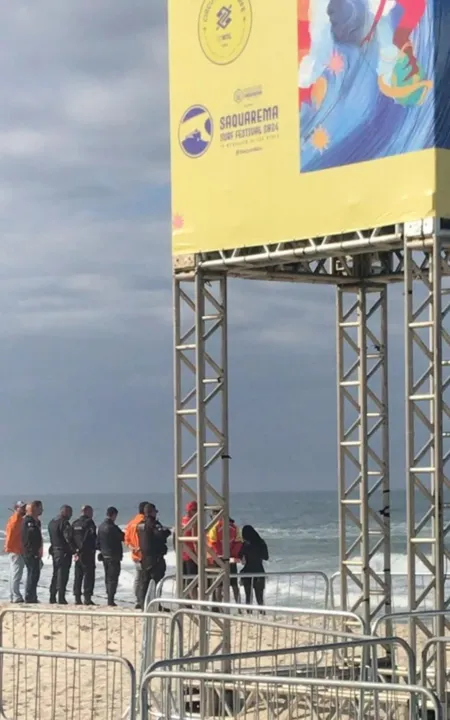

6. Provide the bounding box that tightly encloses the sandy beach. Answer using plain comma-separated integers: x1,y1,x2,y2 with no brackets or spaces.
0,600,430,719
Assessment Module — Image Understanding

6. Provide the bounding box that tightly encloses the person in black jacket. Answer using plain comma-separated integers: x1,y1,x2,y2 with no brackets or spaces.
97,506,124,607
22,501,43,604
137,503,171,609
72,505,97,606
239,525,269,607
48,505,76,605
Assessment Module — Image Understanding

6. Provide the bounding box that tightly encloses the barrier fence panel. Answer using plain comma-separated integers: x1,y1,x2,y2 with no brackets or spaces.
158,571,330,609
372,610,450,686
0,607,163,683
146,598,366,669
166,609,370,668
0,647,136,720
147,598,366,633
421,637,450,720
148,636,415,684
141,670,442,720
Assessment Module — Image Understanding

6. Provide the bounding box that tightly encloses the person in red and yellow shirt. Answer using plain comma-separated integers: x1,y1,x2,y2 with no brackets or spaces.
124,501,149,609
207,514,242,603
4,501,27,603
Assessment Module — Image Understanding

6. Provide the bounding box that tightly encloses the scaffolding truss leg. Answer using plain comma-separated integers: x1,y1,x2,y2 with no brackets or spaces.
405,236,450,701
337,285,391,632
174,272,230,610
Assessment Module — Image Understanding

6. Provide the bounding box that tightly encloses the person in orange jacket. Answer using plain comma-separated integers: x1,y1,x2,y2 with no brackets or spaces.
124,501,149,609
4,501,27,603
207,514,242,603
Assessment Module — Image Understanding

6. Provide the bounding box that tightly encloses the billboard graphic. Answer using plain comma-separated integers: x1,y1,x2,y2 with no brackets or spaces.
298,0,434,172
169,0,449,256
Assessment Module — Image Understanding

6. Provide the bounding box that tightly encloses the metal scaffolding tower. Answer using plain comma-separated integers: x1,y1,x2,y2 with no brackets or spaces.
405,233,450,699
174,271,230,606
172,221,450,697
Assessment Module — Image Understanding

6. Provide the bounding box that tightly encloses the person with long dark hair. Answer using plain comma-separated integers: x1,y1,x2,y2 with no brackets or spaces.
239,525,269,607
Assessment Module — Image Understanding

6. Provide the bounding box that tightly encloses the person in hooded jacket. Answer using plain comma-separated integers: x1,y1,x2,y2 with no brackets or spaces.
137,503,171,609
72,505,97,606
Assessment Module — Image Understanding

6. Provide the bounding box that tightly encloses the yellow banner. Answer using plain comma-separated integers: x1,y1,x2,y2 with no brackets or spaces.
169,0,437,256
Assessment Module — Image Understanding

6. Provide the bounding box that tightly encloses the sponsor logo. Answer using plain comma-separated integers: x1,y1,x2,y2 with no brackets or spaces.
178,105,213,158
234,85,263,104
198,0,252,66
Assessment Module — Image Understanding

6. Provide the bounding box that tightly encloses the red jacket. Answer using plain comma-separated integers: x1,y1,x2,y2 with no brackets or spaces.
181,515,197,561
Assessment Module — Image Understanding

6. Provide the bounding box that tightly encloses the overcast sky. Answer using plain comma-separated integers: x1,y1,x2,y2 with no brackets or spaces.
0,1,407,494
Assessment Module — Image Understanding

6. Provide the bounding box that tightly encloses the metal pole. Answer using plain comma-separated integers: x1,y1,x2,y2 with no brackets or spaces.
432,236,445,701
195,270,207,606
358,287,371,633
174,277,183,600
337,284,391,631
337,288,347,613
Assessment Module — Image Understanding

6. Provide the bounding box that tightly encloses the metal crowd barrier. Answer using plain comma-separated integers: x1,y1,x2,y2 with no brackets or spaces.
166,608,369,667
0,647,136,720
148,635,415,683
144,597,366,673
158,570,330,609
147,597,366,632
0,606,165,687
421,637,450,719
140,669,442,720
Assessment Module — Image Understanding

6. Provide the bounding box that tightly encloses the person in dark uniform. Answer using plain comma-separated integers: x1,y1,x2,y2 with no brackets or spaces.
97,506,124,607
48,505,76,605
137,503,171,609
72,505,97,606
21,501,43,604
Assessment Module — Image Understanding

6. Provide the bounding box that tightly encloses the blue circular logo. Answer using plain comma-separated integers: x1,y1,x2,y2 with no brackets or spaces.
179,105,213,158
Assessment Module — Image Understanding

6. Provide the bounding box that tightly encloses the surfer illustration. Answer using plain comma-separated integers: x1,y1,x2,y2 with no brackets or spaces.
298,0,432,112
362,0,432,105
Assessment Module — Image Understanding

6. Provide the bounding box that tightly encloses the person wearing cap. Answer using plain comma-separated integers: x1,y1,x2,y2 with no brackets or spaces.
72,505,97,606
4,501,26,603
124,501,150,609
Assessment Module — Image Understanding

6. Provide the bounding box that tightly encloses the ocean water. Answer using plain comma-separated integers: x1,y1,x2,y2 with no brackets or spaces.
0,490,423,607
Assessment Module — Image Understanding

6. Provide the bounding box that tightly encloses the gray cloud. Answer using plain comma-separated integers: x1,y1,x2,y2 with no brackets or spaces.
0,1,406,495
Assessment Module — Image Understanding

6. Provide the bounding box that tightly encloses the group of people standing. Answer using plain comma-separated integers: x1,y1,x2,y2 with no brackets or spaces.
4,498,268,608
182,501,269,606
4,500,171,608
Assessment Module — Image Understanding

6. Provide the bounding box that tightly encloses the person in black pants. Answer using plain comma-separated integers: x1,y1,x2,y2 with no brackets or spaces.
48,505,76,605
239,525,269,607
97,507,124,607
72,505,97,606
137,503,171,609
21,501,43,604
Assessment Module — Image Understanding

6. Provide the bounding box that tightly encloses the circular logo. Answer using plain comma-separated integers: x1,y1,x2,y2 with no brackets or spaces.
179,105,213,158
199,0,252,66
